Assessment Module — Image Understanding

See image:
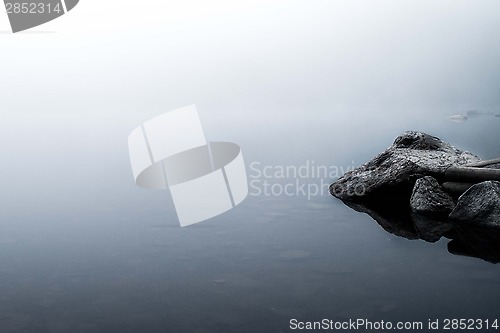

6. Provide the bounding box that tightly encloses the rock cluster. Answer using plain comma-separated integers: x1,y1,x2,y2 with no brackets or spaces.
330,131,500,262
330,131,500,228
330,131,480,200
411,177,500,225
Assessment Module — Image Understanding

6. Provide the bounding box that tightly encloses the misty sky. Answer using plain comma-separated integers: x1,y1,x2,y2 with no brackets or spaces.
1,0,500,200
2,1,500,121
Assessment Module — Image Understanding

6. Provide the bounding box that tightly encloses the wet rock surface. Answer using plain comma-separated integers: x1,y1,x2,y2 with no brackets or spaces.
330,131,500,262
410,176,455,215
330,131,480,201
449,181,500,227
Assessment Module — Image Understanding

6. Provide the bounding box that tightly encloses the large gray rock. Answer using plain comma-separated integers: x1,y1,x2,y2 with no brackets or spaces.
449,181,500,227
410,176,455,214
330,131,480,201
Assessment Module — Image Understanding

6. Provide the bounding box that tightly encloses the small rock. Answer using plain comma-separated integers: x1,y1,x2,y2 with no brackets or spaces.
410,176,455,214
449,181,500,227
449,114,468,122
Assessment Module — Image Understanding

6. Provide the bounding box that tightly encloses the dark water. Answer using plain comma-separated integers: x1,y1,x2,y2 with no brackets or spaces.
2,1,500,331
1,112,500,332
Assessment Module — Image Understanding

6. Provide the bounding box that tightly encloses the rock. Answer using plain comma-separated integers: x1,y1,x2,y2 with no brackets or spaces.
328,131,500,262
449,181,500,227
485,163,500,169
410,176,455,214
449,114,468,122
330,131,480,201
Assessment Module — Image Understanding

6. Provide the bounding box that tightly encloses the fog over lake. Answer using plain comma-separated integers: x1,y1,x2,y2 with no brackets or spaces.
1,1,500,332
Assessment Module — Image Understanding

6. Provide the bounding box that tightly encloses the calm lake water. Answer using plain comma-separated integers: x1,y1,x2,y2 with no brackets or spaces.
1,110,500,333
2,1,500,331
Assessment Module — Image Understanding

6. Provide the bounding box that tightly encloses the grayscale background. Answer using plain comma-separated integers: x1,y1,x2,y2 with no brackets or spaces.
1,1,500,332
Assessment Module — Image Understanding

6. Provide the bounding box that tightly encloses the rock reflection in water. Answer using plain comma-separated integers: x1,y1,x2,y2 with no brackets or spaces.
342,199,500,263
